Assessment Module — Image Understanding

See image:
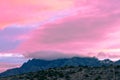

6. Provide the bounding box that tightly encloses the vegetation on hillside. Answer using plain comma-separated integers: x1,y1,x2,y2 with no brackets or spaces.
1,65,120,80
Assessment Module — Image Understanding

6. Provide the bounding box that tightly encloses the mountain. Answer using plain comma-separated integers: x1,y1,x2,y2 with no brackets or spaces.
114,60,120,65
0,57,102,77
100,59,113,66
0,57,117,77
1,65,120,80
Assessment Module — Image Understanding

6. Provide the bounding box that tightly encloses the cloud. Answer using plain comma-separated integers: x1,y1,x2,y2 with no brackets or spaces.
0,26,33,52
0,0,75,29
0,0,120,60
14,0,120,60
0,53,28,72
0,62,20,72
0,53,27,63
24,51,79,60
97,52,120,61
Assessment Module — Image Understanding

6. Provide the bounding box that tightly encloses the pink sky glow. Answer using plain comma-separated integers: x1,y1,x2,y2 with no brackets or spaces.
0,0,120,72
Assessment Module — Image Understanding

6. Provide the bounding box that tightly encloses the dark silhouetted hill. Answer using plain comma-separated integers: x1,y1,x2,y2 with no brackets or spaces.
1,65,120,80
0,57,117,77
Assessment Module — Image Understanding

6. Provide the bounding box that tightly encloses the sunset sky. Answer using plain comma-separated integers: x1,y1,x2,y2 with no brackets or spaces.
0,0,120,72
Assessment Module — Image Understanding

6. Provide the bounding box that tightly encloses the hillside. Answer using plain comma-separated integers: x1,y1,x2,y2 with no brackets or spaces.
0,57,103,77
1,57,120,77
0,65,120,80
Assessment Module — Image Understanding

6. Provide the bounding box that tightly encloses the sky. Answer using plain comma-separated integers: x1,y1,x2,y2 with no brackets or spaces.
0,0,120,72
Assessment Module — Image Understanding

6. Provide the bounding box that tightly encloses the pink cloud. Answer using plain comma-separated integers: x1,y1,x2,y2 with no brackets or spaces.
0,62,20,72
0,53,28,72
0,0,119,61
0,0,75,29
14,0,120,60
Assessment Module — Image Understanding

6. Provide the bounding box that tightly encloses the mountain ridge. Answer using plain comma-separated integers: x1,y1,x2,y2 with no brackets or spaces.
0,56,119,77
